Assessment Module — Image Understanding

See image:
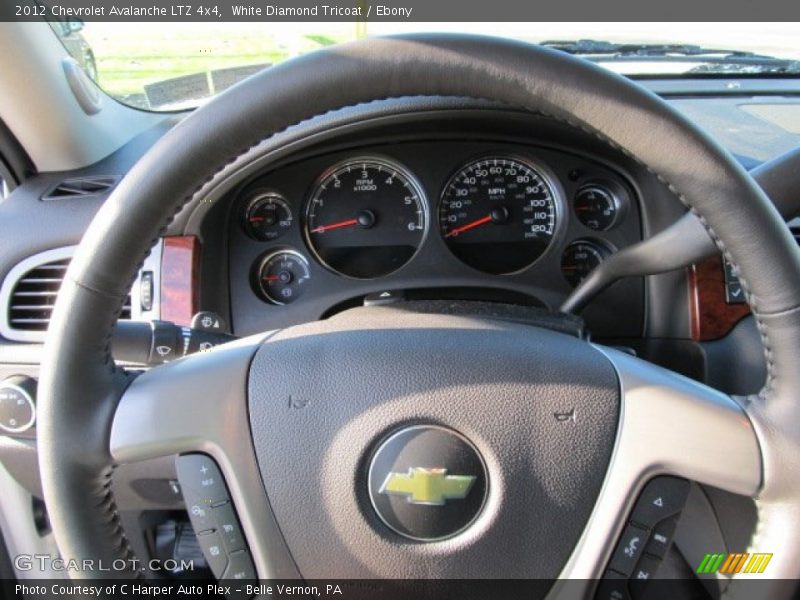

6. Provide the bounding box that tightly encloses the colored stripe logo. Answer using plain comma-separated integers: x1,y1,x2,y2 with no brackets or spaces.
697,553,773,574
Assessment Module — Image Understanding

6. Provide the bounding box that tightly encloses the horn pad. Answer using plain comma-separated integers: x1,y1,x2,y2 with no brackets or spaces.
248,307,619,578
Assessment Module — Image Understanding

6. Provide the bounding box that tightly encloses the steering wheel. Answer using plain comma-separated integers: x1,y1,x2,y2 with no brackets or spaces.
37,34,800,596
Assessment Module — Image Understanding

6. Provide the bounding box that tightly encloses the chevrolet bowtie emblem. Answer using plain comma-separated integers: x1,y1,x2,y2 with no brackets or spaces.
379,467,476,505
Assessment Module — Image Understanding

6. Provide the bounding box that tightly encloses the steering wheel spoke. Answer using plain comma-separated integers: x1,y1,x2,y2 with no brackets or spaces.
559,345,762,583
599,345,761,494
110,334,299,579
110,336,261,463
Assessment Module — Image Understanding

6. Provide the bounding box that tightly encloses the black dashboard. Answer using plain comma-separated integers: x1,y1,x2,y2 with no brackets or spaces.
219,109,654,340
3,92,799,365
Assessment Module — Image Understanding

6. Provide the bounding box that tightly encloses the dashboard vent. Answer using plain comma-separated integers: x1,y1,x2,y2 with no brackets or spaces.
790,225,800,247
7,258,131,332
42,176,117,201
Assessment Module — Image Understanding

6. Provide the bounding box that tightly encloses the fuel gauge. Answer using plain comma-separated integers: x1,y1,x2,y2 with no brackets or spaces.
256,250,311,305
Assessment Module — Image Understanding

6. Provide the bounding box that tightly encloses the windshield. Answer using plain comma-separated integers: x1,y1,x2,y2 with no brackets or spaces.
52,22,800,111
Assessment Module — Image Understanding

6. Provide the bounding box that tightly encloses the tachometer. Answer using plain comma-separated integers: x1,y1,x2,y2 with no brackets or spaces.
439,156,560,274
305,157,427,279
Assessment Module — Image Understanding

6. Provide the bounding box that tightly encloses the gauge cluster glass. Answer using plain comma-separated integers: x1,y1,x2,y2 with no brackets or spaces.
235,148,632,314
255,250,311,304
573,184,621,232
304,157,427,279
439,156,560,274
243,191,294,241
561,240,613,288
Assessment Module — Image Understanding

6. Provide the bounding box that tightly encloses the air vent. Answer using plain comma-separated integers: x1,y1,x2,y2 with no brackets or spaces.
6,257,131,333
790,225,800,246
42,176,117,201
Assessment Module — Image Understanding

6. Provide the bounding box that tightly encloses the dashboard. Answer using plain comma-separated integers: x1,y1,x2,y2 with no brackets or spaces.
3,93,798,371
222,113,647,339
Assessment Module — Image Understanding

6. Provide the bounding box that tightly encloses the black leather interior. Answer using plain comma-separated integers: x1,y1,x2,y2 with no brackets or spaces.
35,34,800,583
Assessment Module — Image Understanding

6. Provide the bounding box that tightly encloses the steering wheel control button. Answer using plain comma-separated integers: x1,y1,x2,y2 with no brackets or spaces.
176,454,229,506
139,271,154,311
0,376,37,434
197,530,228,578
596,571,631,600
599,478,690,597
630,553,664,598
186,501,214,533
214,503,246,553
176,454,256,583
367,424,488,541
609,523,649,577
726,282,746,304
644,517,678,559
630,476,689,528
722,258,747,305
223,550,256,580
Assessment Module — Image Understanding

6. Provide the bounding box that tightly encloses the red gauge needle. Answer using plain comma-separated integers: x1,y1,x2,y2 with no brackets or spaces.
445,214,493,238
262,275,280,282
310,218,359,234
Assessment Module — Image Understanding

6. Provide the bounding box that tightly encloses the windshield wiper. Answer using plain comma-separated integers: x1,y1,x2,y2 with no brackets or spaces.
541,39,800,74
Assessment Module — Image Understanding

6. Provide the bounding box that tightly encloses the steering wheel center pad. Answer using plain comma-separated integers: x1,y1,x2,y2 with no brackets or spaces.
248,308,618,577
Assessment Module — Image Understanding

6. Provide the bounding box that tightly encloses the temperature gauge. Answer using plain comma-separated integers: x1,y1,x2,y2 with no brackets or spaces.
256,250,311,305
561,240,612,288
244,192,293,241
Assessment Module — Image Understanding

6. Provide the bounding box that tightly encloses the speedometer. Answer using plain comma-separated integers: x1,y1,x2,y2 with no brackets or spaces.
439,156,560,274
305,157,427,279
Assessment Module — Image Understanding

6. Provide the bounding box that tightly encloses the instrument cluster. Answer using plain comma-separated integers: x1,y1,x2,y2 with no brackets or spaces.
236,149,634,308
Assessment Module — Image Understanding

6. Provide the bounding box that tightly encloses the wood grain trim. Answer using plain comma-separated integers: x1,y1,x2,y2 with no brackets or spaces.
160,236,200,326
689,255,750,341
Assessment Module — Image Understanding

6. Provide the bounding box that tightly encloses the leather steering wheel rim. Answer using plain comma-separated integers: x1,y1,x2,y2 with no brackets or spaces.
37,34,800,593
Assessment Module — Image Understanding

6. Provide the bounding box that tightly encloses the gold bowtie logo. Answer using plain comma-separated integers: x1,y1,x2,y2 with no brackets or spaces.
379,468,476,505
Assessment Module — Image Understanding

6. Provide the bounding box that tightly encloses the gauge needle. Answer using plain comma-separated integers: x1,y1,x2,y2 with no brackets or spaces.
310,218,359,234
445,214,493,238
262,275,280,282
